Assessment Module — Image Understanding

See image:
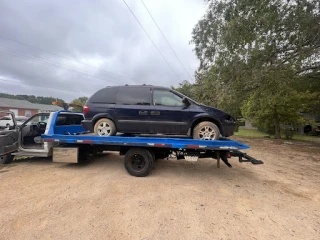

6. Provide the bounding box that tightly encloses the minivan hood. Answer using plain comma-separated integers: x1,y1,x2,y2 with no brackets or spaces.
199,105,233,119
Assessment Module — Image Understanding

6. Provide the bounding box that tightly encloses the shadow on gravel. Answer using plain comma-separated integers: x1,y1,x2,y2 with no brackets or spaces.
56,152,117,169
3,152,261,181
152,159,259,180
13,157,53,164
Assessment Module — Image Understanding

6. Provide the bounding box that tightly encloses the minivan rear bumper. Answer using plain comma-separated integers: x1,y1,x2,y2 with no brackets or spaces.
81,120,94,132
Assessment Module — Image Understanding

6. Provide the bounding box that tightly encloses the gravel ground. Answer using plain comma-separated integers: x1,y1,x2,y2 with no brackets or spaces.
0,137,319,240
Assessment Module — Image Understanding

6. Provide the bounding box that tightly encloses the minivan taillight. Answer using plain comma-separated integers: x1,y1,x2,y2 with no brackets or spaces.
83,105,90,116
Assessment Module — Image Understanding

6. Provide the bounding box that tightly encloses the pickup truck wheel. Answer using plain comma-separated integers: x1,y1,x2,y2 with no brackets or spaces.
124,148,154,177
94,118,117,136
193,121,220,140
0,154,14,164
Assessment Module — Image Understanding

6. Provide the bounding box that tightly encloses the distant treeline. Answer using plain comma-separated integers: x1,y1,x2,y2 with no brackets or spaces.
0,93,65,105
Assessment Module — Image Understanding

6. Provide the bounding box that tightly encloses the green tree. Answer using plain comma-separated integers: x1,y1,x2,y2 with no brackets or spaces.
70,97,88,112
171,80,197,99
191,0,320,138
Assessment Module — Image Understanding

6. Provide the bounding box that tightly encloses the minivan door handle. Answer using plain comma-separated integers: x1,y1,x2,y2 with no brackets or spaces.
150,111,160,116
139,110,148,115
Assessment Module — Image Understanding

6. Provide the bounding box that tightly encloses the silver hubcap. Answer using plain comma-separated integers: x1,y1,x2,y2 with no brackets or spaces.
97,122,112,136
198,126,216,140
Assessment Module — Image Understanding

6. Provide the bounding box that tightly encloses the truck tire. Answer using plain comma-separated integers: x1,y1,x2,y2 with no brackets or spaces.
193,121,220,140
124,148,154,177
78,147,89,163
94,118,117,136
0,154,14,164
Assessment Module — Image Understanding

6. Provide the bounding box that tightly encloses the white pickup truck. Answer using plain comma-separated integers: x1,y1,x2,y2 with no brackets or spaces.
0,110,84,164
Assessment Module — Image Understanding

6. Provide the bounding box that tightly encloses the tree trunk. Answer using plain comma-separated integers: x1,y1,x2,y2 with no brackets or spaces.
274,120,281,139
274,106,281,139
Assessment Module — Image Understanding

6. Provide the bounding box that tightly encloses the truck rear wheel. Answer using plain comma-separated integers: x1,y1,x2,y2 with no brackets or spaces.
0,154,14,164
124,148,154,177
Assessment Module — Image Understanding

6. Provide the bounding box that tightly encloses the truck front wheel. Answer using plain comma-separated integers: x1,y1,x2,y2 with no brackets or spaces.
0,154,14,164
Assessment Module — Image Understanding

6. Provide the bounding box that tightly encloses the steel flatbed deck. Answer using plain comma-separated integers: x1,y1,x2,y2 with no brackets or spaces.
40,110,263,177
42,134,250,151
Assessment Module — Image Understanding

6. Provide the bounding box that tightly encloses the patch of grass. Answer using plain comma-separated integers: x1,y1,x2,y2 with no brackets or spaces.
234,128,268,138
234,128,320,142
292,134,320,142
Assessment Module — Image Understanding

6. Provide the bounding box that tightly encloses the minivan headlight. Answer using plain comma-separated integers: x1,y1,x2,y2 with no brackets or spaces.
224,115,235,123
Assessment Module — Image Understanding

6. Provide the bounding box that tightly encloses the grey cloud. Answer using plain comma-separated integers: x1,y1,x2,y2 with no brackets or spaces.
0,0,203,102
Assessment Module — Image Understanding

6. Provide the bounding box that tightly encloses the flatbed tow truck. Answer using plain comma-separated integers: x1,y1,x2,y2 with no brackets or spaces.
0,110,263,177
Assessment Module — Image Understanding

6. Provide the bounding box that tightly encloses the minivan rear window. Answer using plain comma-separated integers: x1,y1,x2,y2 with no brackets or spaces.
56,114,84,126
116,87,151,105
89,87,119,104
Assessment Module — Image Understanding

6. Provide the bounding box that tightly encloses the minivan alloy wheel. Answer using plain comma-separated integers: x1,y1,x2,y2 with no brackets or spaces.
193,121,220,140
198,126,216,140
97,122,112,135
94,118,117,136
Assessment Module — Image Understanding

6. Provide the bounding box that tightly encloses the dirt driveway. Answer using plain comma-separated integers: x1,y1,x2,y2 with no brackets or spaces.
0,137,319,240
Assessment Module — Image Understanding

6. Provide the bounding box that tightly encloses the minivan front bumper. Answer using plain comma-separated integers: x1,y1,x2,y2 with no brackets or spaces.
81,119,94,132
221,121,236,137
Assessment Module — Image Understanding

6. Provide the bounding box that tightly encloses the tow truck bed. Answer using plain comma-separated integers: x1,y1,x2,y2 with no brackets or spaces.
41,134,250,151
40,111,263,177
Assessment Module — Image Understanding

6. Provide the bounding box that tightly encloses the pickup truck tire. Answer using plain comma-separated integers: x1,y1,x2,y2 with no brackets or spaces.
0,154,14,164
94,118,117,136
124,148,154,177
193,121,220,140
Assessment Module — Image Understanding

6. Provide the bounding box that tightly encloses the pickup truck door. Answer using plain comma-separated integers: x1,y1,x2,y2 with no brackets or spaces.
0,111,19,157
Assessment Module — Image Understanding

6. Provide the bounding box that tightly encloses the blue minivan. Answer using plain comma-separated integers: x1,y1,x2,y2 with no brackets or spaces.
81,85,236,140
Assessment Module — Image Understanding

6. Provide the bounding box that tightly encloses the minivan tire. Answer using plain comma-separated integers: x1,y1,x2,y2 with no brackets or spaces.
94,118,117,136
193,121,220,140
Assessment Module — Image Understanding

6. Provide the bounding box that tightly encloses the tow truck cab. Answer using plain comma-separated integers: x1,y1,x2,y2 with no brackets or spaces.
0,111,85,163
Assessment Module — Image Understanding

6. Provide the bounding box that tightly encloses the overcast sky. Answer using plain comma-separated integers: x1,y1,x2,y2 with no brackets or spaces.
0,0,206,102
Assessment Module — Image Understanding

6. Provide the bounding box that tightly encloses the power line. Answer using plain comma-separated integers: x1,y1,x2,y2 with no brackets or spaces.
0,46,121,84
0,78,91,95
0,35,135,84
140,0,194,81
121,0,182,81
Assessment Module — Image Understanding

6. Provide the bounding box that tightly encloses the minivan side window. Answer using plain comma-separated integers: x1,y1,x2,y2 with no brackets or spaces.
153,90,184,107
89,87,119,104
116,87,151,105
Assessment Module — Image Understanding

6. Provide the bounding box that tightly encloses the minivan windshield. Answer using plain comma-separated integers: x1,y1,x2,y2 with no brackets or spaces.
170,89,199,105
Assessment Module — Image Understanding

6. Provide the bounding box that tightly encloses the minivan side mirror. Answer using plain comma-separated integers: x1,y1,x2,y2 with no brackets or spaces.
182,97,190,107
